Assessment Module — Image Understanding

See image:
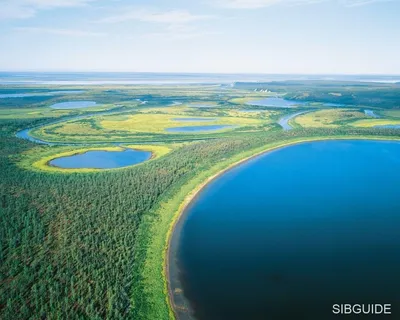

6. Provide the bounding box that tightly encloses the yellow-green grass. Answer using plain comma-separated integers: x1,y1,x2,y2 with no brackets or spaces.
351,119,400,128
0,108,73,119
100,113,264,134
18,144,172,173
134,134,400,320
137,106,191,114
226,109,278,119
0,103,121,120
229,95,273,105
294,109,367,128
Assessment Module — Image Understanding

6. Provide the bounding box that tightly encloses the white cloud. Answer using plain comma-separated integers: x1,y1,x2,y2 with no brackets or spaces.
96,8,214,25
14,26,106,37
216,0,393,8
0,0,95,20
141,24,221,40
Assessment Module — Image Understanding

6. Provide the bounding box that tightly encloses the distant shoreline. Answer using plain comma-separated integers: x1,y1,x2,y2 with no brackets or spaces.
1,72,400,85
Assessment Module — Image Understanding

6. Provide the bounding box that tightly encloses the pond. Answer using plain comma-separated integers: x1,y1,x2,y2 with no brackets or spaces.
166,125,234,133
50,101,97,109
49,149,152,169
247,97,305,108
170,140,400,320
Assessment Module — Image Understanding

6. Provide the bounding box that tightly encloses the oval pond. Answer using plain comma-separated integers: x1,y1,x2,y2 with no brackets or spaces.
49,149,152,169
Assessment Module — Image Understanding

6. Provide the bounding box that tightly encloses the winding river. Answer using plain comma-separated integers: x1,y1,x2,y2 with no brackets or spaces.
169,140,400,320
277,110,312,130
15,107,126,145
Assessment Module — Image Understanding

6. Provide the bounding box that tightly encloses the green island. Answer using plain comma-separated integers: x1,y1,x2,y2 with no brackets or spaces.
1,81,400,319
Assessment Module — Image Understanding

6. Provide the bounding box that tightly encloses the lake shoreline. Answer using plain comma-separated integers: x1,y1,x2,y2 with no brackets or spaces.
19,144,171,173
46,147,153,171
165,135,400,320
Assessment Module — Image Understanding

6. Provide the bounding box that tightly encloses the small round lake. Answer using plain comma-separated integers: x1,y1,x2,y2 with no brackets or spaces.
50,101,97,109
49,149,152,169
170,140,400,320
166,125,234,133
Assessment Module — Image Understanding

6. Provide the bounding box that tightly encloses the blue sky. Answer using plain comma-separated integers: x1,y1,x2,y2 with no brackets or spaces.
0,0,399,74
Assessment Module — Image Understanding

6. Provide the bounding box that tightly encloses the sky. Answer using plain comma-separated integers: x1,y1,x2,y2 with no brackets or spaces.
0,0,399,74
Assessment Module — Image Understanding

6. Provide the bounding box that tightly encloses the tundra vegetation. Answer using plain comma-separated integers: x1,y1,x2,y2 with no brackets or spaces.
0,81,399,320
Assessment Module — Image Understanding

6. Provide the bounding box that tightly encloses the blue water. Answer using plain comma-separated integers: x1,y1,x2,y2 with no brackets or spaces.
166,125,234,133
247,97,305,108
173,140,400,320
323,102,345,107
50,101,97,109
49,149,152,169
365,110,380,118
173,118,217,122
0,90,83,98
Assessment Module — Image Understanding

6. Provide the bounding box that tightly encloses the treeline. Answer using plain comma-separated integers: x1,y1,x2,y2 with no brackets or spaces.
234,81,400,109
1,118,399,319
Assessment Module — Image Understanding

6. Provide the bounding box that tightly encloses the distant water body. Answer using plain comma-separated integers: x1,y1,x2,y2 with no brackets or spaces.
1,72,399,85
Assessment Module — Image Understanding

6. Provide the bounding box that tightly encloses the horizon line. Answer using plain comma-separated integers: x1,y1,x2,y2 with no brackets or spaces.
1,71,400,77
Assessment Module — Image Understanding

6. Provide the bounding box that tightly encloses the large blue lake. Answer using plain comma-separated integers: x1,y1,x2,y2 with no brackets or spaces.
49,149,151,169
171,140,400,320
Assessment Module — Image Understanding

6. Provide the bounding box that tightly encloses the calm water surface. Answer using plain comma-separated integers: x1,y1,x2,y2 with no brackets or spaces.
50,149,151,169
172,140,400,320
167,125,234,133
50,101,97,109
